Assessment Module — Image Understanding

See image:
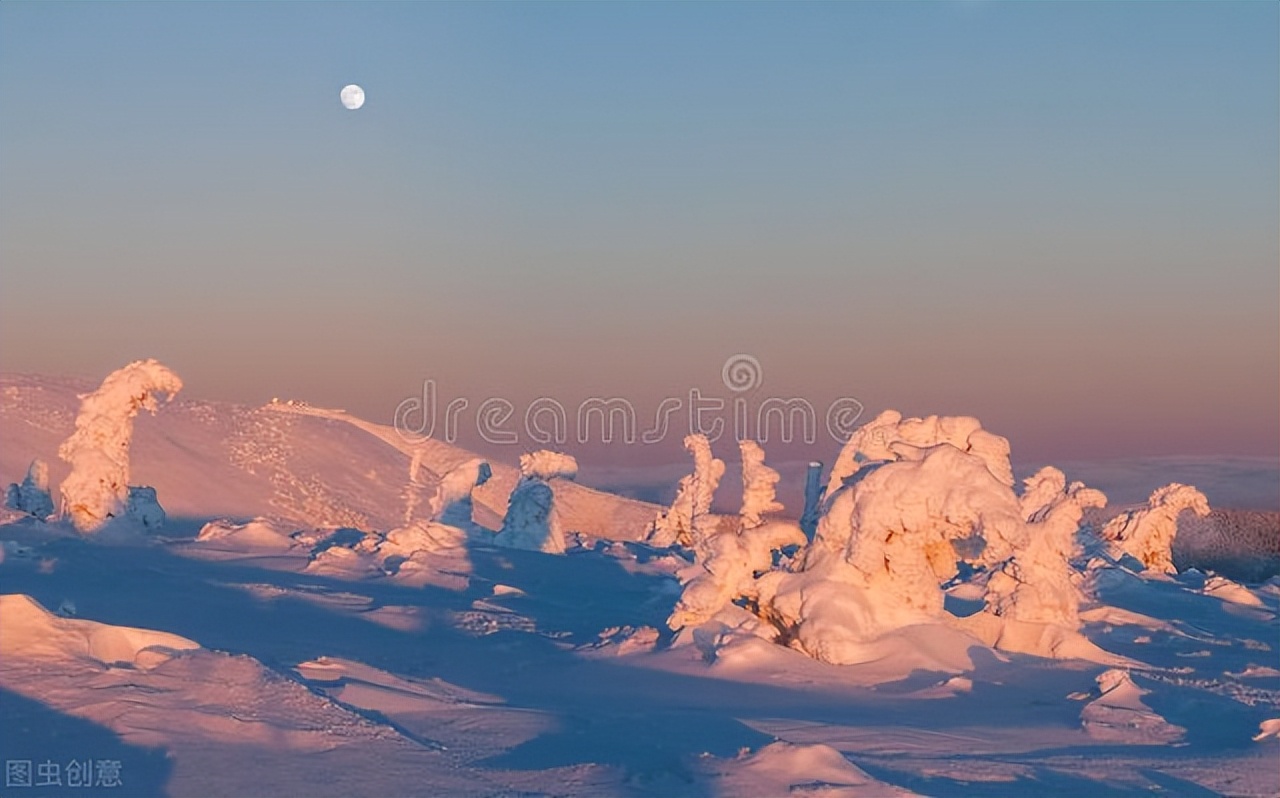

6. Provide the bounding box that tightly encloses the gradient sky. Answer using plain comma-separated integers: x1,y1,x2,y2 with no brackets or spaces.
2,2,1276,468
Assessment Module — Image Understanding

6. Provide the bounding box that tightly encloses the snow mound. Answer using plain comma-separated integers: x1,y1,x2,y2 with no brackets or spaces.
1080,669,1185,744
0,593,200,669
1102,483,1209,573
57,359,182,532
196,517,297,551
1201,575,1265,608
711,742,915,797
5,459,54,518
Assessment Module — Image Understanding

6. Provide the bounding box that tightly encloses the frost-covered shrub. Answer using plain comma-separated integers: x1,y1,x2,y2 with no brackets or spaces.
1102,484,1209,574
5,459,54,518
57,359,182,532
650,435,725,548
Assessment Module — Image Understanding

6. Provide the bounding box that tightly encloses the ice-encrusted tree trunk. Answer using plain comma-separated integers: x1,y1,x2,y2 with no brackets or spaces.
493,450,576,554
1101,483,1209,574
650,434,725,548
799,461,824,540
5,459,55,518
58,359,182,532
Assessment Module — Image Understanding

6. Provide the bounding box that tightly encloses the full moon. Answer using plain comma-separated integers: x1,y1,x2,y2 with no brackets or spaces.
340,84,365,110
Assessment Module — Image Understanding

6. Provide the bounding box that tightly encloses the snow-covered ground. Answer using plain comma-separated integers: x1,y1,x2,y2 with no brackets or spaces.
2,370,1278,797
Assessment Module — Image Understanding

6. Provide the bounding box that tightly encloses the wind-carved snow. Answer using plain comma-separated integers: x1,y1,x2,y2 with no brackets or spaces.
5,459,54,518
0,593,200,669
57,359,182,532
650,434,726,548
492,450,579,553
1103,483,1210,573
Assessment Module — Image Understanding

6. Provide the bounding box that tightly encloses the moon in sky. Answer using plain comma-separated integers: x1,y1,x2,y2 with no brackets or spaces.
340,84,365,110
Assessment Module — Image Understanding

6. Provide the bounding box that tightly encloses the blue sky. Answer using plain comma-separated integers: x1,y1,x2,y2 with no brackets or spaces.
2,1,1276,465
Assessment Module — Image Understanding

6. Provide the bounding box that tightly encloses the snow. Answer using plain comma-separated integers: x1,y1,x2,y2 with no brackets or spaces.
0,593,200,669
56,359,182,532
2,374,1279,797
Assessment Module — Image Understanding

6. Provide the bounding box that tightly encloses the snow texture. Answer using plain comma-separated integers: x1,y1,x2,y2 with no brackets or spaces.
1103,483,1210,573
57,359,182,532
5,459,54,518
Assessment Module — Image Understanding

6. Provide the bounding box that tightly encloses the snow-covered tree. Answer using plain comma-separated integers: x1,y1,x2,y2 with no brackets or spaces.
824,410,1014,499
5,459,54,518
986,468,1106,630
428,457,492,526
493,450,576,554
668,441,805,632
650,434,725,548
739,440,783,530
57,359,182,532
1101,483,1209,574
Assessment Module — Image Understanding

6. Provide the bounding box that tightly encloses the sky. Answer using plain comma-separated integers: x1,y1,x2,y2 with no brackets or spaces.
1,1,1277,470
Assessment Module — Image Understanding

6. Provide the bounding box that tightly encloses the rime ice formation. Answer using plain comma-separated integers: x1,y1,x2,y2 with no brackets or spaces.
823,410,1014,499
1102,483,1210,573
519,450,578,482
125,486,166,529
57,359,182,532
669,441,805,632
988,468,1106,627
753,444,1027,664
665,413,1121,665
739,440,783,530
428,457,492,526
650,435,725,548
5,459,54,518
493,450,576,554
